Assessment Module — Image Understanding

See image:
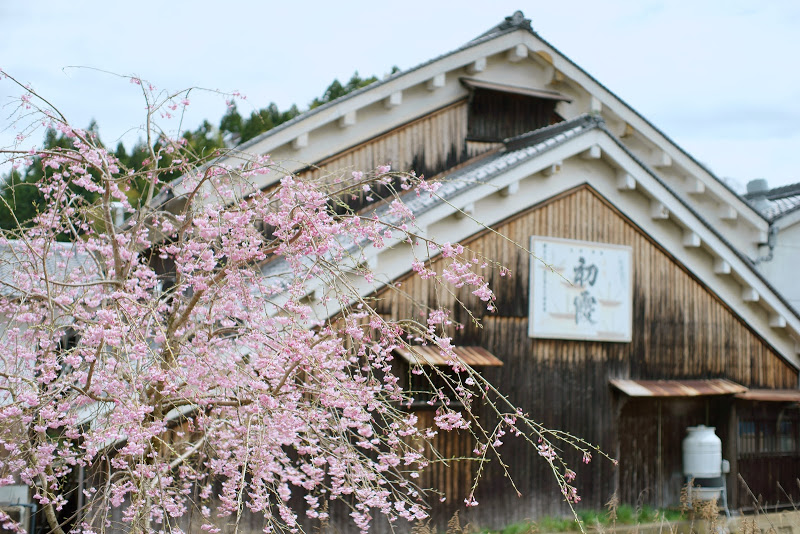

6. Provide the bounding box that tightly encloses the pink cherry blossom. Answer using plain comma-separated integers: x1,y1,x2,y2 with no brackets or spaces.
0,72,609,534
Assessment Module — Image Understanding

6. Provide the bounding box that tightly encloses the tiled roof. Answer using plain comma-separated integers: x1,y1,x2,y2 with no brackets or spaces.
398,115,601,219
743,182,800,221
255,112,800,325
469,10,532,42
153,12,533,207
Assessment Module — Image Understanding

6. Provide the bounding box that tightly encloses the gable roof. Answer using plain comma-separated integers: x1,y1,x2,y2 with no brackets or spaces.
421,120,800,368
163,12,800,369
233,12,536,155
253,111,800,368
171,9,768,272
225,11,764,228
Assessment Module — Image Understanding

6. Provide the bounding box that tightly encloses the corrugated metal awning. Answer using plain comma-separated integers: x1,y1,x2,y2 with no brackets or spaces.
610,379,747,397
735,389,800,402
460,77,572,102
395,346,503,367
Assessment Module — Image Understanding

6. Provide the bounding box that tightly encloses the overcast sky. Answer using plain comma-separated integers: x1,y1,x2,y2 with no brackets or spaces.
2,1,799,191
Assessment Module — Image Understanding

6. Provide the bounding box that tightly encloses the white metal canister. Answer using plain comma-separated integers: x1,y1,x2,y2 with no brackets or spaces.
682,425,722,478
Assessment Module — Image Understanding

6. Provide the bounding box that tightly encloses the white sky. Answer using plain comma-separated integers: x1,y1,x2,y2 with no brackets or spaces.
2,1,799,191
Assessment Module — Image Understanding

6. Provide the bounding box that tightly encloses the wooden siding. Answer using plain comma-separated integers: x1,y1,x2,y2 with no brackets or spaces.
617,397,734,510
413,409,476,509
301,100,472,184
467,89,560,142
295,101,511,216
373,185,797,527
734,401,800,508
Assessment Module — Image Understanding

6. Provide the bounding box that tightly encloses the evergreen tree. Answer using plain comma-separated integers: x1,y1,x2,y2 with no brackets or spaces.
181,120,225,158
0,125,101,230
309,71,381,109
1,68,391,227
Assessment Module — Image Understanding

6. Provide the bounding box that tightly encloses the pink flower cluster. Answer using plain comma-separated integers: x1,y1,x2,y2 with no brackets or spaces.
0,75,605,534
0,118,502,534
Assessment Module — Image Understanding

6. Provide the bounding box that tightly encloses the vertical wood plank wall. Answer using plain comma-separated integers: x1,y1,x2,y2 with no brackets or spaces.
299,100,473,184
467,89,559,142
374,185,797,527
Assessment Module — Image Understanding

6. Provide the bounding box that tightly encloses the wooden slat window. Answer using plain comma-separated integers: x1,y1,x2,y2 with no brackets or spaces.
738,417,800,456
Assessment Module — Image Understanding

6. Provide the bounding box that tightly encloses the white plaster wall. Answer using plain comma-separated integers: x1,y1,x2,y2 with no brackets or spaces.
757,221,800,314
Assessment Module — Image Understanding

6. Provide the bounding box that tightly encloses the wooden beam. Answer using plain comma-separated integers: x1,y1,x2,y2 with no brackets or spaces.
302,285,323,303
507,44,527,63
651,150,672,168
543,65,565,85
590,96,602,114
741,286,759,303
541,64,555,85
384,91,402,109
769,314,787,329
361,255,378,270
616,172,636,191
620,122,634,138
713,259,731,275
683,231,701,248
338,110,356,128
427,73,446,91
650,201,669,220
581,145,601,160
291,132,308,150
534,50,554,65
719,204,738,221
500,181,520,197
454,203,475,219
466,57,486,74
542,161,562,177
686,177,706,195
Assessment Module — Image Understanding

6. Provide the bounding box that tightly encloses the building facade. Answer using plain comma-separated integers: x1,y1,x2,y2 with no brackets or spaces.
207,11,800,527
4,11,800,534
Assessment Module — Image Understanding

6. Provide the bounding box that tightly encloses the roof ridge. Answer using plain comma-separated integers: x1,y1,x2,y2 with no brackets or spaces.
763,182,800,200
503,114,601,151
232,14,533,154
740,181,800,221
189,10,764,226
469,10,532,43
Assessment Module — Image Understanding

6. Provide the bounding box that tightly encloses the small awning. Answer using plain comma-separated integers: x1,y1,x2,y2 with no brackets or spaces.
610,379,747,397
735,389,800,402
460,77,572,102
395,346,503,367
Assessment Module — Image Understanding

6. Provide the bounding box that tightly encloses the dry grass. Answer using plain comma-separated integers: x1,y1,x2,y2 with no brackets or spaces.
456,476,800,534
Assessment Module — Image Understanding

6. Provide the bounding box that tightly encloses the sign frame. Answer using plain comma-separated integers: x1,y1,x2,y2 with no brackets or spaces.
528,236,633,342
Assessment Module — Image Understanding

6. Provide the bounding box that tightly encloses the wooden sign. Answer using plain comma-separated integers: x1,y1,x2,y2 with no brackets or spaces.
528,237,632,342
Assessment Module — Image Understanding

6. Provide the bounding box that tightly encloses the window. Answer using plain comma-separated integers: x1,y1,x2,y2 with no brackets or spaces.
738,417,799,456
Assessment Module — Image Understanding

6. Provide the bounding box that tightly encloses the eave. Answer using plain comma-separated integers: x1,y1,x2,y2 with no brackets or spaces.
163,18,768,261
